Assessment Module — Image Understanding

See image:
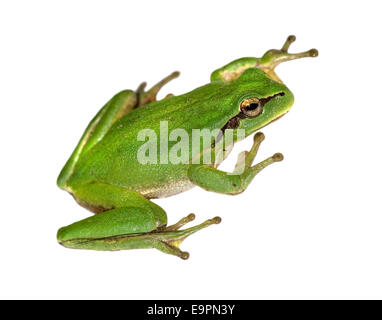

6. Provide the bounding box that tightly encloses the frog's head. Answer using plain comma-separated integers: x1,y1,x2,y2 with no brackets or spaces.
212,35,318,137
222,68,294,137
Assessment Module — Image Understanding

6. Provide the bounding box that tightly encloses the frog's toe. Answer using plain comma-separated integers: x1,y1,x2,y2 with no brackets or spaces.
272,153,284,162
180,251,190,260
281,35,296,52
153,215,221,259
138,71,180,106
164,213,196,231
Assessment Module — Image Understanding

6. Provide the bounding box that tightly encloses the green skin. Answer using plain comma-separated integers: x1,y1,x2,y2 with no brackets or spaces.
57,35,318,259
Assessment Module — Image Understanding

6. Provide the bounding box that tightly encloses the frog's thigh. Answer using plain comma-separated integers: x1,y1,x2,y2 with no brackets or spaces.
80,90,139,155
73,182,167,226
57,90,138,189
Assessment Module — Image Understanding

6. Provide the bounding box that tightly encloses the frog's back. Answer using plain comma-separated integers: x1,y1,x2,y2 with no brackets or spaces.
67,82,238,198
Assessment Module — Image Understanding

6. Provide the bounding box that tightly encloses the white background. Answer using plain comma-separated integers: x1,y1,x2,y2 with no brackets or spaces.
1,1,381,299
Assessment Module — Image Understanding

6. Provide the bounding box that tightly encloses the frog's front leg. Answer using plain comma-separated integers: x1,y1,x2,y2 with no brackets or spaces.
188,132,283,195
57,182,220,259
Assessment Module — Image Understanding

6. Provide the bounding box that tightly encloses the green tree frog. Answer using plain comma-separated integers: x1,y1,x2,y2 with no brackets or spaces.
57,36,318,259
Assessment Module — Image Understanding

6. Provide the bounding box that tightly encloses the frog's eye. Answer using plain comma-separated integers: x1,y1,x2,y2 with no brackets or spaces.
240,97,263,117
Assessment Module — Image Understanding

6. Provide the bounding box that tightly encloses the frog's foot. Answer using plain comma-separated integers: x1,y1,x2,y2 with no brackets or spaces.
232,132,284,191
188,132,283,195
258,35,318,82
137,71,180,106
233,131,265,174
153,215,221,259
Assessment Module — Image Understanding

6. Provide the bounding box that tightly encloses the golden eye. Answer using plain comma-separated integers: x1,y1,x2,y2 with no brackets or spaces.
240,97,263,117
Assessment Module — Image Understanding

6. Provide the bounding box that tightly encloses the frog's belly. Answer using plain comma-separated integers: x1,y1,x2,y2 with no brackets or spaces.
90,160,196,199
76,142,212,199
137,177,195,199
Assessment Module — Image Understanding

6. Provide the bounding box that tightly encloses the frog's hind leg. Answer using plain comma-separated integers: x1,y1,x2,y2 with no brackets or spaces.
58,212,221,260
60,182,221,259
57,89,139,189
153,215,222,259
137,71,180,106
187,132,284,195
